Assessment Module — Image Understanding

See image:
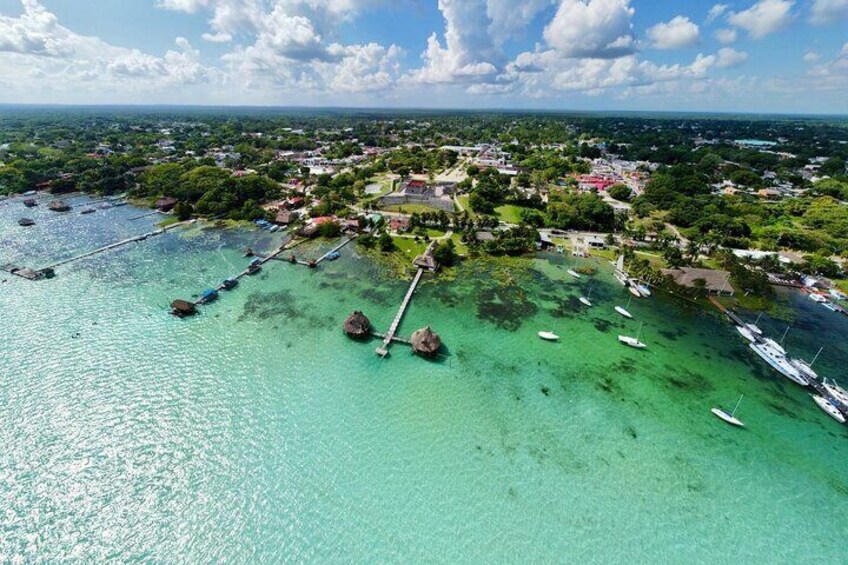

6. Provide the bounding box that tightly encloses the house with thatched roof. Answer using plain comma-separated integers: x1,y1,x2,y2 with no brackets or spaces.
661,267,735,295
413,241,439,272
170,299,197,317
343,311,372,339
411,326,442,357
156,196,178,212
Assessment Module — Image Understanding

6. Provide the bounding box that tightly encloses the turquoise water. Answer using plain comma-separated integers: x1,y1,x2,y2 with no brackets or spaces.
2,196,848,563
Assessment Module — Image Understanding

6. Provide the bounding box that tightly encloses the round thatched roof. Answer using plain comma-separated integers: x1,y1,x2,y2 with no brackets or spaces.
343,311,371,338
411,326,442,356
171,299,196,316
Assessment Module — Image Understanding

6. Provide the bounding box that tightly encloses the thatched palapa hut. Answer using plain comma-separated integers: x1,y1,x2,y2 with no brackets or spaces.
343,311,371,339
411,326,442,357
171,299,197,317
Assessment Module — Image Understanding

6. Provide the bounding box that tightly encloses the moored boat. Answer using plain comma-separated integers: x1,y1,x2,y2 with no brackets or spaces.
711,395,745,427
538,331,559,341
615,306,633,319
567,269,581,279
822,379,848,406
221,278,238,290
18,218,35,226
812,395,846,424
748,341,808,386
197,288,218,305
579,296,592,307
735,325,757,343
618,323,646,349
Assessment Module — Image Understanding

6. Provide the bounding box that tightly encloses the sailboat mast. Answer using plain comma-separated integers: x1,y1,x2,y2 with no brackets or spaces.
731,394,744,417
780,325,790,345
811,347,823,366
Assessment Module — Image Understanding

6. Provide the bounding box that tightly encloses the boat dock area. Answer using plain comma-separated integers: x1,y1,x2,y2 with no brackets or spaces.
376,267,424,357
6,220,188,280
287,235,357,268
42,221,188,272
709,296,848,419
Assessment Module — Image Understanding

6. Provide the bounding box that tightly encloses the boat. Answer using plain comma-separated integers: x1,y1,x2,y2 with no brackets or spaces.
808,293,828,303
789,347,821,381
745,313,764,336
221,278,238,290
80,208,95,215
18,218,35,226
711,395,745,427
634,281,651,297
618,323,646,349
828,288,848,301
822,379,848,406
735,325,757,343
197,288,218,305
538,331,559,341
615,296,633,319
822,302,838,312
246,258,262,274
567,269,581,279
748,341,808,386
628,285,642,298
579,296,592,307
811,395,846,424
326,251,340,261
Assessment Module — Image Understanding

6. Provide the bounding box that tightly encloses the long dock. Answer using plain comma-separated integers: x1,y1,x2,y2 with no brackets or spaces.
288,235,357,267
376,267,424,356
40,221,187,271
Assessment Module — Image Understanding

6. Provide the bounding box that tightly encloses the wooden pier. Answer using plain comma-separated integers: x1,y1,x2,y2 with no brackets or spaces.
40,221,187,272
289,235,357,267
376,267,424,357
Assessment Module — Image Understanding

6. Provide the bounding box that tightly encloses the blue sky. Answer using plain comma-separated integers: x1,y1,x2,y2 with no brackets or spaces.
0,0,845,113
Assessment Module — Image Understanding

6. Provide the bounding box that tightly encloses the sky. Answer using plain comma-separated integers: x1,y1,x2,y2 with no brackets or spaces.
0,0,845,114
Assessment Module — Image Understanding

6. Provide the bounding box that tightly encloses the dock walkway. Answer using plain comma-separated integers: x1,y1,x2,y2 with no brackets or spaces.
40,221,187,271
376,267,424,356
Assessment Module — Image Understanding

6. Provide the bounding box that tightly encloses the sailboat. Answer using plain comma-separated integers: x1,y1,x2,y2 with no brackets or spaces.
618,322,646,349
613,255,629,286
579,287,592,307
789,347,822,381
615,296,633,319
711,394,745,427
538,330,560,341
567,269,581,279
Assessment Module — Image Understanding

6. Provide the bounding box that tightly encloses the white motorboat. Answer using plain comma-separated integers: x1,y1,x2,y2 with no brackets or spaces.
567,269,581,279
628,285,642,298
711,395,745,427
812,395,846,424
749,341,808,386
633,281,651,297
579,296,592,307
618,323,646,349
808,293,828,303
822,379,848,406
735,325,757,343
538,331,560,341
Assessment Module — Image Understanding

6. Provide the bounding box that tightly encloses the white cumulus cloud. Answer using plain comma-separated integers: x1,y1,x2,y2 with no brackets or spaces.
647,16,700,49
713,28,738,44
809,0,848,24
715,47,748,68
728,0,794,39
543,0,636,59
706,4,728,22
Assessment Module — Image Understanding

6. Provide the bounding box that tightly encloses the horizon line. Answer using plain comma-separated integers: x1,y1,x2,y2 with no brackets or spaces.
0,102,846,119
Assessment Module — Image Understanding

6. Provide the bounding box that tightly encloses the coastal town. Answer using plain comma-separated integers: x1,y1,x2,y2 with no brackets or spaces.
4,110,848,428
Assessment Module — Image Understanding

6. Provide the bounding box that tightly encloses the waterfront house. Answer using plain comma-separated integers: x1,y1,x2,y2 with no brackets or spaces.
155,196,178,212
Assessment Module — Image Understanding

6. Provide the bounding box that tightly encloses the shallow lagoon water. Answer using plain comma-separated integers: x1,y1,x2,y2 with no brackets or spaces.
1,196,847,562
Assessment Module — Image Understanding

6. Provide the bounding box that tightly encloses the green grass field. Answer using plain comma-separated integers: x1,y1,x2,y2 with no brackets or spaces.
382,203,452,214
